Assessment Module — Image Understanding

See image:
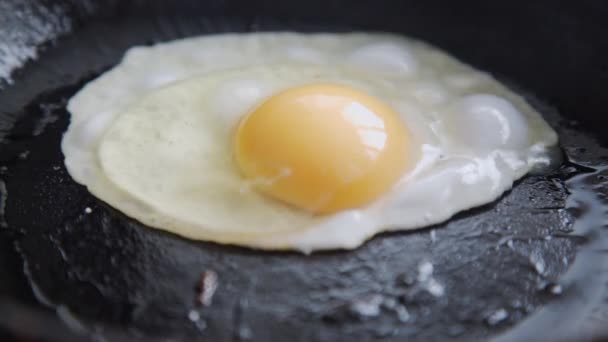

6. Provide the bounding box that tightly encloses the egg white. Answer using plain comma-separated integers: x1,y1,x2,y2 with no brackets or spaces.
62,33,558,252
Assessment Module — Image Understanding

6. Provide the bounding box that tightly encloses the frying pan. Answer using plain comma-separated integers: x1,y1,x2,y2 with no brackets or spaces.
1,0,607,341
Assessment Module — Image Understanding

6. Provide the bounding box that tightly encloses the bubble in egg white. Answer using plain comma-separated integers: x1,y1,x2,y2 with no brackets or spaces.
347,42,418,76
389,100,439,148
411,81,448,105
144,72,181,88
443,73,489,90
440,94,529,151
379,159,477,226
70,110,115,148
284,46,326,63
123,47,148,66
210,78,274,131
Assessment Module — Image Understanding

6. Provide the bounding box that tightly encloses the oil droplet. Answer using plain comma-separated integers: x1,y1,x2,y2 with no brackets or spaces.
486,308,508,326
529,252,546,275
350,294,383,318
188,309,200,322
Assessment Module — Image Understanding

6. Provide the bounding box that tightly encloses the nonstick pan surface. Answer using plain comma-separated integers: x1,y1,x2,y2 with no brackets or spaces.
1,1,608,341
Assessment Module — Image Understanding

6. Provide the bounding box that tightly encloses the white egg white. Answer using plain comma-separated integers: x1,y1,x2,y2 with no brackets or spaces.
62,33,558,252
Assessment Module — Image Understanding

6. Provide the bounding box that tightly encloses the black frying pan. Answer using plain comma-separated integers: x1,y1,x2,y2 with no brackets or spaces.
1,1,608,341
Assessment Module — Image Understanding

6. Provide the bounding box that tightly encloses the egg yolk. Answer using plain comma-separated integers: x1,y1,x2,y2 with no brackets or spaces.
234,84,410,214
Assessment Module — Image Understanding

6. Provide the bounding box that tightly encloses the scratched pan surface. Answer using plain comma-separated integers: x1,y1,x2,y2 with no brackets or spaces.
1,1,608,341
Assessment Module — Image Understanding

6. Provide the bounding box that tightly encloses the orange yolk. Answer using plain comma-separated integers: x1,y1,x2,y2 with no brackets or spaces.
234,84,410,214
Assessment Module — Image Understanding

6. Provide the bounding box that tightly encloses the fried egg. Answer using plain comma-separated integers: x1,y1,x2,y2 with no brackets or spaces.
62,33,558,252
